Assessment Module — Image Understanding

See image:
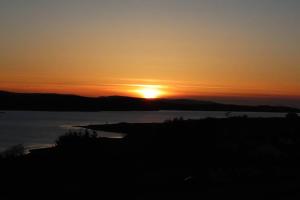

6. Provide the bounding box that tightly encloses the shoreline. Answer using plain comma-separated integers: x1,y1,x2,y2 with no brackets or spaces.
78,115,299,134
0,109,299,113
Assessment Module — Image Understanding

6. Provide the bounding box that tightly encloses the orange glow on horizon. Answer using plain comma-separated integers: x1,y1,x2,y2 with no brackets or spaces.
1,81,300,100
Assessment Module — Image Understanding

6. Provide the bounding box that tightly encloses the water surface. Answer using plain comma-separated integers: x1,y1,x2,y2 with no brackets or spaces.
0,111,288,151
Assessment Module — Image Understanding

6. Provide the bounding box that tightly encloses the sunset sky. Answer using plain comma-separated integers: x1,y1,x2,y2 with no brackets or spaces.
0,0,299,105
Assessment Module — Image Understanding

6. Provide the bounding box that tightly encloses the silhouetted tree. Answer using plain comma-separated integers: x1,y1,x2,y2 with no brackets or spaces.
1,144,25,158
286,112,299,119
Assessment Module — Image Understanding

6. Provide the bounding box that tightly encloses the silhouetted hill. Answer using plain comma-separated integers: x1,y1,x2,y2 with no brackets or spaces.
0,90,299,112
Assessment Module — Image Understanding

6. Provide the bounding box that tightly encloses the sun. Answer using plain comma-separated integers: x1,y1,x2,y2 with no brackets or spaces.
136,85,162,99
138,88,160,99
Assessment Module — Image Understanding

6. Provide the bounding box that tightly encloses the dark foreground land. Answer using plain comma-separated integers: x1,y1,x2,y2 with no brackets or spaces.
1,114,300,199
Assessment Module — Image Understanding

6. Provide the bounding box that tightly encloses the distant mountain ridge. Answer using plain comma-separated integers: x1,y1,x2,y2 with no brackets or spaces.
0,90,299,112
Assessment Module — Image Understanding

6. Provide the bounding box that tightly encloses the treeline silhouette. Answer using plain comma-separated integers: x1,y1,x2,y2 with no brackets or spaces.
1,90,299,112
1,114,300,199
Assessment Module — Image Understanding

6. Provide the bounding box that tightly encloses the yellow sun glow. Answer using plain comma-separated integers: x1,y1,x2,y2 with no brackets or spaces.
136,85,162,99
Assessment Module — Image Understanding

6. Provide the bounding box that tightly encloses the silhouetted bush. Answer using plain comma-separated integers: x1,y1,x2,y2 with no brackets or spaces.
55,130,98,148
1,144,25,158
286,112,299,119
165,117,184,123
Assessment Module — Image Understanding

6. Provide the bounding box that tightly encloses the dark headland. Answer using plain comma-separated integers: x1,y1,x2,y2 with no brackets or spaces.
0,90,299,112
1,114,300,199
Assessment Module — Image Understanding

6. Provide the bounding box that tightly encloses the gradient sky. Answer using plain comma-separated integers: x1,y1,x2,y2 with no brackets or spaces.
0,0,299,105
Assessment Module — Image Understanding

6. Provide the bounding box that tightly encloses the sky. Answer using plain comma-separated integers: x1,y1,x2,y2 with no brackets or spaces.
0,0,299,106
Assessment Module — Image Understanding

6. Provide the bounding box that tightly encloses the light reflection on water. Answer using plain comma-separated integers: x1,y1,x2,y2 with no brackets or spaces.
0,110,289,151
